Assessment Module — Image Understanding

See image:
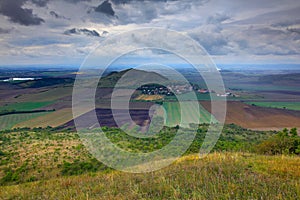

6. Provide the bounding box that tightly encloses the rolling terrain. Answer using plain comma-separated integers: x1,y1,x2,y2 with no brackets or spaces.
0,68,300,131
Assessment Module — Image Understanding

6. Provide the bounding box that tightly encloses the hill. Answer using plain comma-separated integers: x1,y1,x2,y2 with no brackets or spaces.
97,68,169,88
0,152,299,199
0,125,299,199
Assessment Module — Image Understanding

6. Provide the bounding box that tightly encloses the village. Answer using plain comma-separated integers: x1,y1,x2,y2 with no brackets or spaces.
138,83,238,97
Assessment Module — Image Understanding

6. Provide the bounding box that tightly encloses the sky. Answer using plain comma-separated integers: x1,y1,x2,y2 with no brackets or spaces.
0,0,300,67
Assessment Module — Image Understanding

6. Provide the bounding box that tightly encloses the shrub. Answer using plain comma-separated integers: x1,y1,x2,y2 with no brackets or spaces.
61,158,109,176
256,128,300,155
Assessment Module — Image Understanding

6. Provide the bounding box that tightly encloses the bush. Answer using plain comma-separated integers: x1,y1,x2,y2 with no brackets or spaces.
256,128,300,155
61,158,109,176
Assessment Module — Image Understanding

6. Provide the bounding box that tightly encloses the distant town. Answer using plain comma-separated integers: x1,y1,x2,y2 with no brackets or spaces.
138,83,238,97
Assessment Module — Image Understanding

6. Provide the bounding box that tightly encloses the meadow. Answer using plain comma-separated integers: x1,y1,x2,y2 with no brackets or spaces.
0,123,298,199
0,152,299,200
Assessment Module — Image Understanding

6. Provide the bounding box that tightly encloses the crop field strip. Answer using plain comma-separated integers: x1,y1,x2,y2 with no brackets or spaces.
163,102,218,127
0,101,55,112
0,112,50,130
14,108,73,128
247,101,300,111
15,87,72,102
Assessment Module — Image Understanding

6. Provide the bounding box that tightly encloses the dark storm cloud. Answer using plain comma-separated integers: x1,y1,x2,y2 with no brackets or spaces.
64,28,101,37
63,0,91,3
31,0,49,7
110,0,175,4
50,11,70,20
0,27,11,34
50,11,60,18
0,0,45,25
287,27,300,34
272,19,300,29
95,0,115,16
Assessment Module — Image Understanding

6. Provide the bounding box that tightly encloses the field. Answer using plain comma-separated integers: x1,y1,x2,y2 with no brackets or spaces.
0,113,50,130
135,94,164,101
1,152,299,199
201,101,300,130
14,108,74,128
246,101,300,111
0,101,54,112
163,102,218,127
15,87,72,102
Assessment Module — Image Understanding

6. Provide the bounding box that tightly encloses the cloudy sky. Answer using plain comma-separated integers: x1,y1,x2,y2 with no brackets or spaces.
0,0,300,66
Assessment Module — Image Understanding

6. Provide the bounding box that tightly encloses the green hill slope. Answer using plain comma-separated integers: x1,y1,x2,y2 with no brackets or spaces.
1,152,299,200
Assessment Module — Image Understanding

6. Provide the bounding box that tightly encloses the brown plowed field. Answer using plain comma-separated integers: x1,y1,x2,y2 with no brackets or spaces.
201,101,300,130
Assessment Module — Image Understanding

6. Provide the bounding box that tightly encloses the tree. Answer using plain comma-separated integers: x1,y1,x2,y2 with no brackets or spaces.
290,128,298,137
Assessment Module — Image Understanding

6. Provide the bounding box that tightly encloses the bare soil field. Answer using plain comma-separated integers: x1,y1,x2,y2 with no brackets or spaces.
201,101,300,130
64,108,152,129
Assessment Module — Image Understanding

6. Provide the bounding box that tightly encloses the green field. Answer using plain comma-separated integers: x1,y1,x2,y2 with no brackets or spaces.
0,101,54,112
0,113,50,130
247,102,300,111
163,102,218,127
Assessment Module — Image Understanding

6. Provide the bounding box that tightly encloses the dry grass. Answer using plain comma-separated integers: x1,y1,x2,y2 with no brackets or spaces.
135,94,164,101
1,152,299,200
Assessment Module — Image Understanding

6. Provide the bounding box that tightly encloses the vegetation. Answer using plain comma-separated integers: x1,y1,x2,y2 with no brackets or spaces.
0,123,299,199
14,108,73,129
0,153,299,199
247,101,300,111
257,128,300,155
163,102,218,126
0,124,276,186
0,101,54,112
0,113,50,130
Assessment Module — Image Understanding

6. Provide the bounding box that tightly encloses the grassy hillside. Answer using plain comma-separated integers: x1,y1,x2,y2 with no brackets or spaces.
0,125,275,186
0,125,299,199
0,153,299,199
